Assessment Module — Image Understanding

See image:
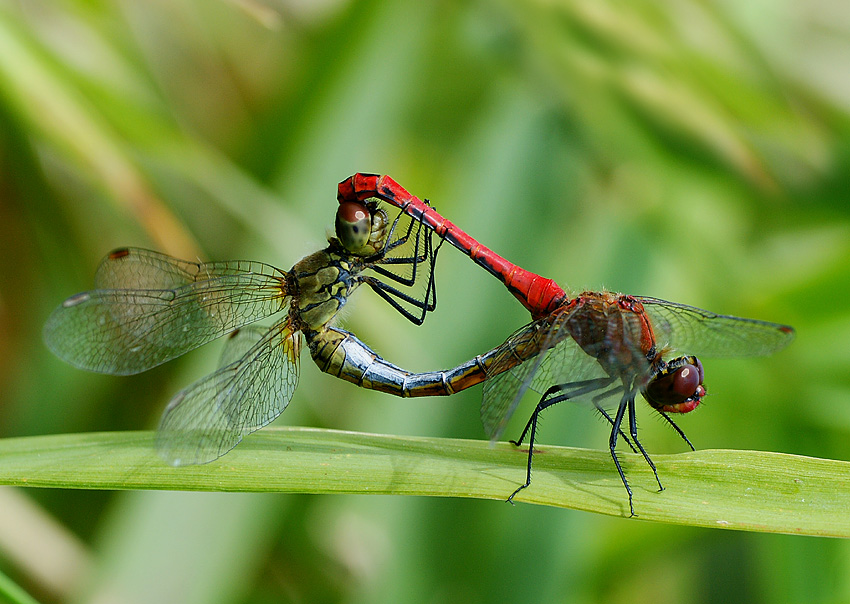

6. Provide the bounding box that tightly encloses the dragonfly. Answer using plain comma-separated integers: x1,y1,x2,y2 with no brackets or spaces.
338,173,795,516
44,196,453,465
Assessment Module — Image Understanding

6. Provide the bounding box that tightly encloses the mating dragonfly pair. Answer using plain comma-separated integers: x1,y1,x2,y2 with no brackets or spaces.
44,174,794,516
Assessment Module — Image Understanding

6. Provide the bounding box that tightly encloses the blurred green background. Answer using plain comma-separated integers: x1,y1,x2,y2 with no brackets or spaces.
1,0,849,602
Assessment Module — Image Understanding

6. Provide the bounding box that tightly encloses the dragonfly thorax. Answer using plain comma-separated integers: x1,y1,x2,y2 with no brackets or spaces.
563,292,656,381
290,249,361,333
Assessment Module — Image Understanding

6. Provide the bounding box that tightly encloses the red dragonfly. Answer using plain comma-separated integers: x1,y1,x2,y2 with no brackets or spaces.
339,173,795,516
44,197,451,465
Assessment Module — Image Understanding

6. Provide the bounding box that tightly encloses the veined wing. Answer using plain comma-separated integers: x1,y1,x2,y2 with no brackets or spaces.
43,249,289,375
94,247,286,289
157,317,301,466
218,326,269,368
479,320,547,440
639,297,795,358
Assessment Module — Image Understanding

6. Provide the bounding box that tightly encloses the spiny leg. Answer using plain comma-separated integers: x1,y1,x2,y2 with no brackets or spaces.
507,378,618,504
362,276,433,325
362,236,443,325
626,394,663,493
506,392,561,504
590,385,638,453
510,378,617,447
659,411,695,451
594,404,637,454
608,392,635,517
369,217,431,285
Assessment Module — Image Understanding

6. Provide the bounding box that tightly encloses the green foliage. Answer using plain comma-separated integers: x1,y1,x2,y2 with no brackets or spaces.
2,429,850,537
1,0,849,602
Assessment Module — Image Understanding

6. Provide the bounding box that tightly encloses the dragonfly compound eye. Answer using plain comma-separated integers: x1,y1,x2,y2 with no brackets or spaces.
644,357,705,414
336,201,372,253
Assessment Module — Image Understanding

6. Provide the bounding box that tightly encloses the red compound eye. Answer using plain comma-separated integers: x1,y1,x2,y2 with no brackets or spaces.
670,364,700,399
644,358,706,413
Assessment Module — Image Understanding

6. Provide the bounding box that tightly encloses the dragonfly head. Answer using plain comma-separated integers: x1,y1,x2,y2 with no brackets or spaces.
336,201,373,253
335,201,390,257
643,356,705,414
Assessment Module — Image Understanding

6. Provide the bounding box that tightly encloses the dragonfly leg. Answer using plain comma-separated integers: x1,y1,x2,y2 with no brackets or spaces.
659,411,696,451
608,392,635,517
361,275,435,325
594,404,638,453
510,378,617,447
508,400,538,448
368,213,440,287
359,226,443,325
627,395,663,494
506,391,561,504
381,205,416,254
507,378,618,504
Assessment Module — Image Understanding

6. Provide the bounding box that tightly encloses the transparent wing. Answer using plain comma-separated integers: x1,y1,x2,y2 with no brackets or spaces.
94,248,204,289
479,321,546,440
639,297,795,358
43,249,290,375
94,247,286,289
219,326,269,368
157,318,301,466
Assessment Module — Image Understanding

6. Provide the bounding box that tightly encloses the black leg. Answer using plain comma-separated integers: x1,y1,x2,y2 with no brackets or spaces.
608,392,635,517
659,411,695,451
608,391,635,518
595,405,637,453
363,276,433,325
361,231,443,326
627,395,663,493
371,213,442,287
505,378,667,517
506,394,560,504
510,379,618,447
506,378,617,504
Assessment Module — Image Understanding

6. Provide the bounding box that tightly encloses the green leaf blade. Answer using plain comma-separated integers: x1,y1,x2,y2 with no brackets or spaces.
1,428,847,537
